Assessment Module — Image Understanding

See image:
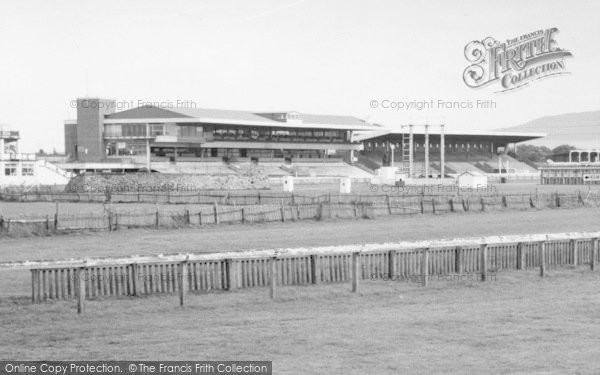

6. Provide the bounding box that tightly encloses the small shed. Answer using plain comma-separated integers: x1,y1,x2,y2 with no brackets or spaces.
457,171,488,189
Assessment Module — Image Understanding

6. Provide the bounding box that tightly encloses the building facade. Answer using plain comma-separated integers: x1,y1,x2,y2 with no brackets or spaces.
64,98,378,167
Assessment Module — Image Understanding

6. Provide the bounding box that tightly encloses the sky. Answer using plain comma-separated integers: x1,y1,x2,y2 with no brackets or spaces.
0,0,599,152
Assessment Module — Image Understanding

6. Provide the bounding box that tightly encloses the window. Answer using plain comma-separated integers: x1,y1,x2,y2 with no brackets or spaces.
22,163,34,176
4,163,17,176
150,124,165,136
104,124,122,137
122,124,146,137
178,126,202,138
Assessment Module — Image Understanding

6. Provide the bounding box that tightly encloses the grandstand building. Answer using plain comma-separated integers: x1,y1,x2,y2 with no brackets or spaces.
540,150,600,184
63,98,545,180
355,126,544,178
64,98,377,166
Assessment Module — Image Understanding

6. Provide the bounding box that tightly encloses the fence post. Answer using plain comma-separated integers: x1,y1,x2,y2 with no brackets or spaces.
225,259,234,290
386,195,392,215
270,256,277,299
480,244,488,281
76,267,85,314
31,269,38,303
421,248,429,287
310,254,320,284
455,246,462,274
213,202,219,224
591,238,597,272
388,250,397,279
539,241,546,277
131,264,139,296
571,239,577,266
351,252,360,293
516,242,524,270
178,260,188,306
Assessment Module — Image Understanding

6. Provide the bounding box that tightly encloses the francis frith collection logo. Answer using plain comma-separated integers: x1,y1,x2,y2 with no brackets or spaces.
463,28,572,92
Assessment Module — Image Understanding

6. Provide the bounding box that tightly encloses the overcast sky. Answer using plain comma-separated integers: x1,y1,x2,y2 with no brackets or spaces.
1,0,599,152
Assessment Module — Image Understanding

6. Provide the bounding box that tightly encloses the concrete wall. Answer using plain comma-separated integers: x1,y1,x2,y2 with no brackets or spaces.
76,98,116,162
64,123,77,158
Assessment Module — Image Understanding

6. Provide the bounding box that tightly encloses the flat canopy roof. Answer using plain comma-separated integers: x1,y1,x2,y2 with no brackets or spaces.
354,128,546,144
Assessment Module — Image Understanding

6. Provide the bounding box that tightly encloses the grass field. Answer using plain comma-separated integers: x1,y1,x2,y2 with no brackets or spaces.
1,268,599,374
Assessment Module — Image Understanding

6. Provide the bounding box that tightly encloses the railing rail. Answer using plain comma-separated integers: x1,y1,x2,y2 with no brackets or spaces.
2,231,597,313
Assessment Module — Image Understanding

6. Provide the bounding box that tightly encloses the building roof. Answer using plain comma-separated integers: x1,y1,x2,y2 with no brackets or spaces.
103,105,379,131
353,127,546,143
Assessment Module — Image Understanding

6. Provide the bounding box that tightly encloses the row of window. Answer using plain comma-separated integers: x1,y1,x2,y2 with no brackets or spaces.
4,163,34,176
367,142,494,150
104,124,348,141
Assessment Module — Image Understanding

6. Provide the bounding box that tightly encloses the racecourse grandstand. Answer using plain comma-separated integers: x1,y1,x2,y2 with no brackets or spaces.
61,98,545,181
356,126,543,179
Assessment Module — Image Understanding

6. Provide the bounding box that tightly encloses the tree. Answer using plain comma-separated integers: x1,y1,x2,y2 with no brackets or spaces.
552,144,576,155
515,144,552,163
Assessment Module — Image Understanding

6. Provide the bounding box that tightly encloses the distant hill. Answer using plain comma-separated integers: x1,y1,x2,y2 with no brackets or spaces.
499,110,600,148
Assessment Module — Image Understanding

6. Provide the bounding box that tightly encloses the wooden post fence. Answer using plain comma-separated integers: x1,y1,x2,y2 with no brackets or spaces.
591,238,597,272
76,267,85,314
214,202,219,224
480,244,488,281
131,264,139,296
310,255,320,284
388,250,397,279
421,248,429,287
178,260,188,306
539,241,546,277
351,252,360,293
270,256,277,299
516,242,524,270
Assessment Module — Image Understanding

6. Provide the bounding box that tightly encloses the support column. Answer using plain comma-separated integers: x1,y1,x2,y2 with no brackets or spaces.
424,125,429,180
409,125,414,178
145,124,151,171
440,124,445,178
